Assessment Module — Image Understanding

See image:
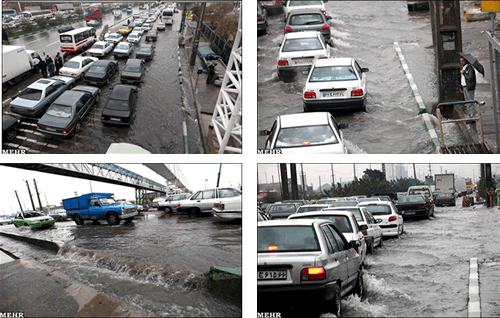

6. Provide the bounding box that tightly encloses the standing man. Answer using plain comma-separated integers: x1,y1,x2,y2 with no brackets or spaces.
55,53,63,74
45,54,53,67
206,62,216,84
48,60,55,77
38,58,48,78
459,56,477,121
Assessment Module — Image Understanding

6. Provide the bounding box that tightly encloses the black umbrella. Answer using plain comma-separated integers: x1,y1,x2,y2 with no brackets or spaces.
459,52,485,77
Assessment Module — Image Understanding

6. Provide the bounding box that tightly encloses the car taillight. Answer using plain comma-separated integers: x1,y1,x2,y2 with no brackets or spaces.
61,130,68,134
257,16,263,21
351,89,363,96
451,198,455,201
430,199,434,203
146,55,151,58
318,56,328,59
301,267,325,281
267,245,278,251
36,125,40,129
285,26,292,32
58,71,62,75
322,10,327,15
136,77,141,80
322,24,329,31
353,245,359,253
418,206,426,209
218,204,224,210
304,92,316,99
388,215,397,222
97,79,103,82
27,109,35,112
361,230,367,236
278,60,288,66
397,207,402,210
71,74,77,77
101,116,105,120
121,76,125,79
9,105,12,108
177,203,180,206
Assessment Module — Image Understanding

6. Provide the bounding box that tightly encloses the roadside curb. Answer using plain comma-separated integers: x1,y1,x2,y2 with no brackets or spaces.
394,41,441,153
468,257,481,317
0,230,61,253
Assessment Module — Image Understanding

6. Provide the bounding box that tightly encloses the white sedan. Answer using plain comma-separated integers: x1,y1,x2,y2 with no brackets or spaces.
303,57,369,112
88,41,114,58
358,201,404,239
283,0,327,18
261,112,348,154
132,27,144,35
105,33,123,45
125,32,142,45
277,31,331,81
58,56,99,79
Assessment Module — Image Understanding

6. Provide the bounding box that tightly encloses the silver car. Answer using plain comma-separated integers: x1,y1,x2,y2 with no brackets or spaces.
158,193,192,212
258,219,363,316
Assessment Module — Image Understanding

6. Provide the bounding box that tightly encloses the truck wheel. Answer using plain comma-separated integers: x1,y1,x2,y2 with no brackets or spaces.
124,217,133,224
188,208,199,218
74,215,84,225
107,212,120,226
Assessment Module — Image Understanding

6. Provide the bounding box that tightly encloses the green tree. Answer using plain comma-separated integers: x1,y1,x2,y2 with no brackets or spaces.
263,192,281,204
19,20,35,32
34,17,48,29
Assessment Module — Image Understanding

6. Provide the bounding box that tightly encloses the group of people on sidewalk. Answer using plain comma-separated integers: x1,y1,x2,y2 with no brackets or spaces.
38,53,64,78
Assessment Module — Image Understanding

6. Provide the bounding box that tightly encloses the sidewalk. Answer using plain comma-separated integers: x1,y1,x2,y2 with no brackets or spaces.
478,258,500,317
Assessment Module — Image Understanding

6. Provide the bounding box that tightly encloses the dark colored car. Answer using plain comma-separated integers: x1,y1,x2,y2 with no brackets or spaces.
87,20,101,28
84,60,118,86
145,32,157,42
257,1,268,35
120,59,145,84
435,193,456,207
266,203,300,219
3,115,21,142
285,8,332,42
101,85,137,125
135,44,155,61
37,86,100,137
396,194,435,219
58,25,74,33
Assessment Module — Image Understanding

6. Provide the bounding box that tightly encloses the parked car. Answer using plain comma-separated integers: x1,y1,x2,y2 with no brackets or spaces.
397,194,435,219
277,31,331,81
48,209,68,222
113,42,135,58
58,25,74,33
84,60,118,86
266,203,300,220
157,193,191,212
151,196,166,210
101,85,137,125
435,192,456,207
285,8,332,42
120,58,145,85
288,210,368,265
105,33,124,45
157,22,166,30
257,1,268,35
303,57,369,112
2,115,21,142
261,112,348,154
212,188,242,219
9,76,75,117
358,201,404,239
13,211,55,229
407,185,436,203
88,41,114,58
258,208,270,222
176,187,242,217
0,217,13,225
58,56,99,80
258,219,363,316
142,23,152,31
145,32,157,42
37,85,100,137
135,44,155,61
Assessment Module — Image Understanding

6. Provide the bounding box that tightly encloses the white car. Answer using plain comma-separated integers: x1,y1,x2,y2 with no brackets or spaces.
88,41,114,58
157,22,166,30
58,56,98,79
125,32,142,45
132,27,144,35
358,201,404,239
142,23,152,31
303,57,369,112
288,210,368,266
283,0,327,18
261,112,348,154
212,189,242,219
105,33,124,45
277,31,331,81
158,193,192,212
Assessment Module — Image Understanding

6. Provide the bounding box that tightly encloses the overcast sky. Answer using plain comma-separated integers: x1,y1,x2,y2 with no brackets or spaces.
0,164,241,216
258,164,499,190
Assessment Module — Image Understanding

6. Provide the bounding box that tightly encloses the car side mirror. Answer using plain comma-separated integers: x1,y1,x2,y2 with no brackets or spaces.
327,16,332,20
259,130,271,136
350,240,360,249
338,123,348,129
277,43,282,47
327,39,334,46
361,67,369,72
359,224,368,231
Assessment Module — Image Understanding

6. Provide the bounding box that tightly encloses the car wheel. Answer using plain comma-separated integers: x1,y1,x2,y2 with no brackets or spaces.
6,129,17,141
368,240,374,254
165,207,173,213
396,226,401,239
353,271,364,298
105,78,110,86
326,284,341,317
96,93,101,104
188,208,199,218
69,83,74,89
75,121,81,133
379,235,383,248
107,212,120,226
74,214,84,225
401,224,404,234
2,84,8,93
14,223,19,228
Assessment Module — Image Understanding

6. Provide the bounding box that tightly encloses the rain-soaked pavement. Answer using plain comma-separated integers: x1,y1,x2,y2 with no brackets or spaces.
3,9,204,154
0,212,241,317
257,1,468,153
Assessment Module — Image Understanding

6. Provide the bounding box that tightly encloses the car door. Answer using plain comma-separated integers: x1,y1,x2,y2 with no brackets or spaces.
196,189,217,212
79,93,92,118
43,85,58,107
364,209,382,243
87,198,100,219
265,120,279,149
105,42,112,54
320,224,349,291
354,60,367,92
328,223,359,292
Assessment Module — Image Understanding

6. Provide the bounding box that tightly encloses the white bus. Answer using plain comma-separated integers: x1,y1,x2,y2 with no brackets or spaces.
20,10,53,21
60,27,97,53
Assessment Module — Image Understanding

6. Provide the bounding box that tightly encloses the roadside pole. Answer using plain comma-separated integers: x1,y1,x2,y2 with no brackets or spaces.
189,2,206,66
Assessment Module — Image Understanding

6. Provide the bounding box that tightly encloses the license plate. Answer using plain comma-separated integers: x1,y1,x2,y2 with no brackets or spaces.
110,118,122,122
323,92,344,97
42,221,50,224
405,211,416,215
294,59,312,65
258,270,287,280
45,127,56,132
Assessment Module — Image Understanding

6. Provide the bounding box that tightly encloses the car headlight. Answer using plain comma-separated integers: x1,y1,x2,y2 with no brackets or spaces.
30,220,40,224
121,207,126,212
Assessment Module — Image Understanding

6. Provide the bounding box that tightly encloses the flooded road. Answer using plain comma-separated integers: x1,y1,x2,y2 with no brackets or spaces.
0,212,241,316
257,1,467,153
3,9,204,154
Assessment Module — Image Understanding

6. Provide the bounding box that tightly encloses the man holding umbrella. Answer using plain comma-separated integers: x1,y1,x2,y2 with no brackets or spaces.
459,52,485,123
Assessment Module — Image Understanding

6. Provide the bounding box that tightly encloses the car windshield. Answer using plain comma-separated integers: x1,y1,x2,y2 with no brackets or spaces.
128,34,138,38
409,189,431,196
282,37,323,52
116,43,129,50
309,65,358,82
362,205,392,215
88,65,107,74
289,13,323,26
99,197,116,206
119,27,129,31
23,211,45,218
138,47,151,53
92,44,104,50
18,88,43,100
45,103,72,118
63,61,80,69
106,98,129,111
158,23,165,26
293,215,353,233
124,64,141,72
297,206,324,213
399,196,426,203
275,125,338,148
289,0,323,6
258,226,319,252
268,204,297,213
327,208,362,222
331,201,358,207
316,199,339,204
108,34,118,39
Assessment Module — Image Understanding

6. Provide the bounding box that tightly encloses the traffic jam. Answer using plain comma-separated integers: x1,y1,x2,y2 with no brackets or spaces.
257,165,500,317
2,3,203,154
257,0,440,154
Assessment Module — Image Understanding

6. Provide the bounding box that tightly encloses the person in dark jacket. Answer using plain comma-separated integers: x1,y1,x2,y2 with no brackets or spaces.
45,55,53,65
206,62,216,84
459,56,477,120
55,53,63,74
38,58,48,78
48,60,55,77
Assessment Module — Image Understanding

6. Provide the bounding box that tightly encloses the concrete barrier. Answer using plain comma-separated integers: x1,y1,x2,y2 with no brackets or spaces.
0,231,60,253
205,266,242,300
468,257,481,317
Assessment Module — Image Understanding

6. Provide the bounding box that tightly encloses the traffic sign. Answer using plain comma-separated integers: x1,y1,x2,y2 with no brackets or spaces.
482,0,500,12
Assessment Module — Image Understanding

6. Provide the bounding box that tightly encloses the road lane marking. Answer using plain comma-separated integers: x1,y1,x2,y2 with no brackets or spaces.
47,41,60,47
468,257,481,318
25,38,46,45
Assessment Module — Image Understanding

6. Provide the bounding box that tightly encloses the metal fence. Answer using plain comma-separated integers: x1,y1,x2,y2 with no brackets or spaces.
192,14,233,65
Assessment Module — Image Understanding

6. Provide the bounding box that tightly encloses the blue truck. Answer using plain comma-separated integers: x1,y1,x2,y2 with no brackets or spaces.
63,193,138,226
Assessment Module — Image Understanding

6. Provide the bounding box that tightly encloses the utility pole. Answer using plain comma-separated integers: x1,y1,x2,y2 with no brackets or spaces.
301,164,307,199
33,179,43,210
25,180,36,211
413,163,417,180
272,175,275,191
392,164,395,180
353,164,357,181
319,176,322,194
216,163,222,187
277,164,282,194
265,172,268,184
279,164,289,200
290,164,299,200
428,164,432,178
14,190,23,212
189,2,206,66
330,164,335,187
179,2,187,33
381,163,386,181
43,193,49,206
